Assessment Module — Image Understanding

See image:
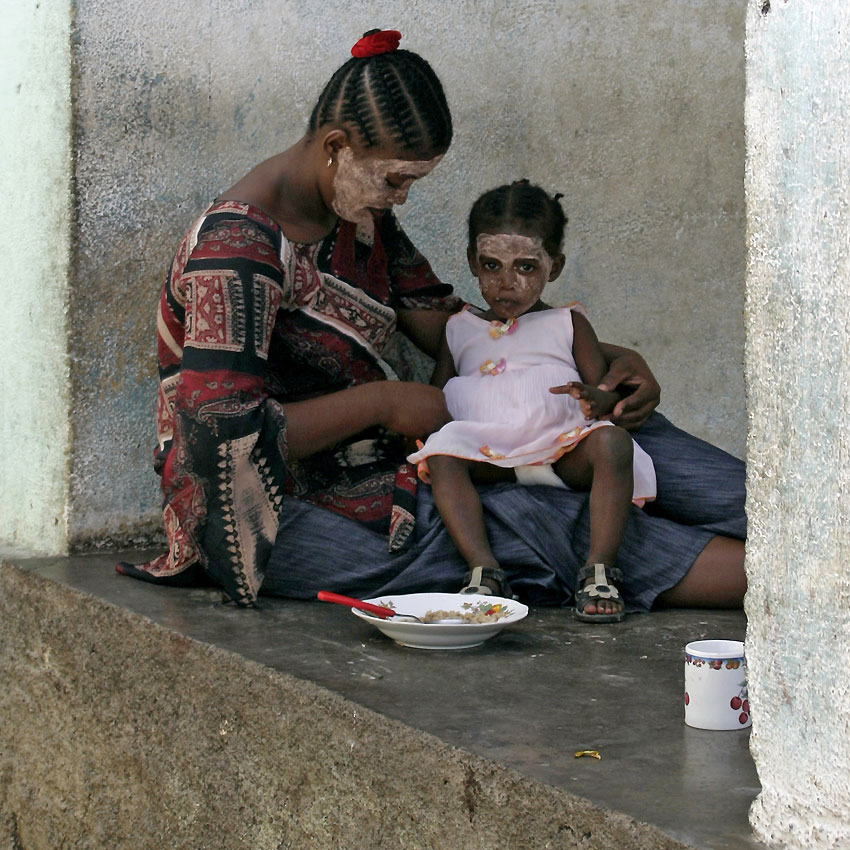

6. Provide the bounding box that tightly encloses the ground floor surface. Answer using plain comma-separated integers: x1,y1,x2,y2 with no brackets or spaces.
6,551,764,850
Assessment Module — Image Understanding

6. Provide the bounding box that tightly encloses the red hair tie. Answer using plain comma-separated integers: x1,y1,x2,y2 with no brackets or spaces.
351,29,402,58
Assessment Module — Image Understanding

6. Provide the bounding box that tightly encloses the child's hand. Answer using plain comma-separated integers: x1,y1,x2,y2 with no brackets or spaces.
596,349,661,429
553,382,620,420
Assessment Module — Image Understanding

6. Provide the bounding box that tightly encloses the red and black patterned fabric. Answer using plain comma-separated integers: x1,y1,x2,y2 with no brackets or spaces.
134,200,457,605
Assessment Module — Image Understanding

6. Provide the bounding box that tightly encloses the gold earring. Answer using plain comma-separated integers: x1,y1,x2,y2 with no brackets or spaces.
327,156,334,167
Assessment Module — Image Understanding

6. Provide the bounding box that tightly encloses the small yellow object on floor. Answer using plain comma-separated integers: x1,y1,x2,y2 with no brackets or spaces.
574,750,602,760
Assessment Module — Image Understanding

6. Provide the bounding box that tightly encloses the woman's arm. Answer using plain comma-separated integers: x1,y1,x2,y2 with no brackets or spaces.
429,327,457,389
283,381,451,460
383,210,460,359
396,307,451,358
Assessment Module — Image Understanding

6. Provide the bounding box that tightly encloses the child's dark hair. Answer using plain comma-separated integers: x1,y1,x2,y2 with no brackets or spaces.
468,180,568,258
308,30,453,158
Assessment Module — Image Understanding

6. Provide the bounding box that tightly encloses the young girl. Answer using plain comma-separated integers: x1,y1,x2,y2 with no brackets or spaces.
407,181,656,622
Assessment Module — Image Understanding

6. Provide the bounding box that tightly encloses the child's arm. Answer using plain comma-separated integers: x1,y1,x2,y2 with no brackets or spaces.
563,311,622,419
430,327,458,389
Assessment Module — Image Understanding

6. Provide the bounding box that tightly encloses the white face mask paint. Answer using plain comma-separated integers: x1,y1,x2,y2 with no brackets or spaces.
331,147,443,227
474,233,554,319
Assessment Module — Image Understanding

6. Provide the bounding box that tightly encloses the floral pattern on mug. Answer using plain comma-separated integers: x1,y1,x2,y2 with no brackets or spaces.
686,652,745,669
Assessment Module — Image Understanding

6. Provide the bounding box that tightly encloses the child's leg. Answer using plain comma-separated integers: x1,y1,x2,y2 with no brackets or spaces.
426,455,504,570
553,426,634,616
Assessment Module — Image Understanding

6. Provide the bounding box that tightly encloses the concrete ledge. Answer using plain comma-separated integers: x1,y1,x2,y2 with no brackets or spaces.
0,561,690,850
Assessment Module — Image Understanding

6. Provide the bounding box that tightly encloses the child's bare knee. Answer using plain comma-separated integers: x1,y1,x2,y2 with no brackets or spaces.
427,454,465,475
592,426,634,469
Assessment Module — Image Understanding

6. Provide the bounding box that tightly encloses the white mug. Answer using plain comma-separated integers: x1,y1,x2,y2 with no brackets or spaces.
684,639,750,730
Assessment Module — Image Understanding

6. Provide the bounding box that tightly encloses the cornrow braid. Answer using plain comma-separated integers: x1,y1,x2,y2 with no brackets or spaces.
344,63,379,146
373,62,415,149
468,181,568,258
308,37,452,157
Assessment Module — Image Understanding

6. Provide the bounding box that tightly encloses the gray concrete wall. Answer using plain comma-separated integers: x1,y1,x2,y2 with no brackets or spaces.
2,0,746,550
744,1,850,847
0,0,72,554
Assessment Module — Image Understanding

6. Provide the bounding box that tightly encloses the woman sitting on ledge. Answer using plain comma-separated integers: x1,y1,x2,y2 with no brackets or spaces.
117,30,746,612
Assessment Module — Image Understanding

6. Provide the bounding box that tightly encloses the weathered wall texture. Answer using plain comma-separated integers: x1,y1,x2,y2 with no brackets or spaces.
744,1,850,847
5,0,745,549
0,0,73,555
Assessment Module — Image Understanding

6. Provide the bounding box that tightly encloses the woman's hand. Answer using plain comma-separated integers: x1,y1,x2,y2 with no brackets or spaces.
549,346,660,431
379,382,451,438
596,346,660,429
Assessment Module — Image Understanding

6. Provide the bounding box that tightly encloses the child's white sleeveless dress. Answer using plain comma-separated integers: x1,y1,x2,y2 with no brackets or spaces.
407,305,656,505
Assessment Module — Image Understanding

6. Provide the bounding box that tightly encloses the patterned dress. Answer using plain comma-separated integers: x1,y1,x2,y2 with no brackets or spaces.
135,201,457,605
407,306,657,504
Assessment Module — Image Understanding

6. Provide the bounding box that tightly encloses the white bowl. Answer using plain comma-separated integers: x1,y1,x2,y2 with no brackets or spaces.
352,592,528,650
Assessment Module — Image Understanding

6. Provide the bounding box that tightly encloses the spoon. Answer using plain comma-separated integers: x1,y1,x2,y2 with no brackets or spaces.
317,590,424,622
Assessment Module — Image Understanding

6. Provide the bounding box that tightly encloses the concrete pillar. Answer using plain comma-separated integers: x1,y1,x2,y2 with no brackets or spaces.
0,0,73,555
744,1,850,846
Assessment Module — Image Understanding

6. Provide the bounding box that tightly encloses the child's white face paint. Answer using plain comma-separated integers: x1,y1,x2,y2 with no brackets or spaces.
331,147,442,226
474,233,554,320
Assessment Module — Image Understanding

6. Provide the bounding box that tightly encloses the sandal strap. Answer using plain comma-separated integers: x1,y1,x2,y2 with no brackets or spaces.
576,563,622,601
461,566,487,594
460,565,517,600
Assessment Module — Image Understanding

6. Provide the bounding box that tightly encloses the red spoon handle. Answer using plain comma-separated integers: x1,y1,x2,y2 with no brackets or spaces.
317,590,395,619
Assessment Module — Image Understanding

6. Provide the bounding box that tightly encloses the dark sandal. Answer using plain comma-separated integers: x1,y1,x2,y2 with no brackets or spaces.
115,561,210,587
574,563,625,623
460,565,518,600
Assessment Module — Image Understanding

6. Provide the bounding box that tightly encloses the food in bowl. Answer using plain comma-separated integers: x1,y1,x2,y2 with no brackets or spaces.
421,601,511,624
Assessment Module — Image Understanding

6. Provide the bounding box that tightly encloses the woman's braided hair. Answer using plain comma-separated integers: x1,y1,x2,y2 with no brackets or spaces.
308,31,453,158
468,180,568,258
